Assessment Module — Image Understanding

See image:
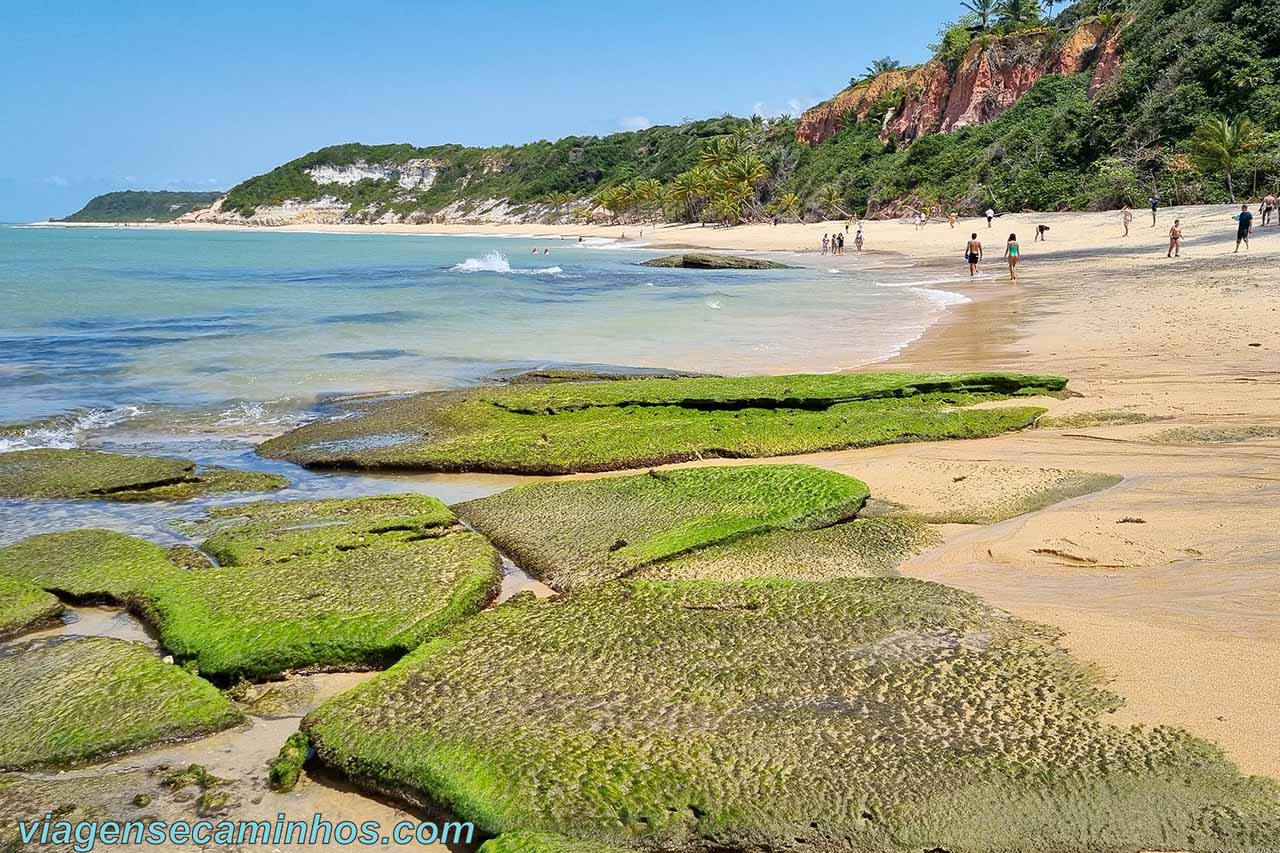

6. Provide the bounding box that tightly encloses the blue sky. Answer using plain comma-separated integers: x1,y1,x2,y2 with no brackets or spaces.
2,0,961,221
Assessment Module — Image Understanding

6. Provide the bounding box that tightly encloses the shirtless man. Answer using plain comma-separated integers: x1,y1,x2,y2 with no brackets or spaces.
1167,219,1182,258
965,233,983,276
1263,194,1277,227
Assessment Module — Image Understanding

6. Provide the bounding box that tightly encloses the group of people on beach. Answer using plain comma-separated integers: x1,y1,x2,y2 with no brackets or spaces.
821,222,864,255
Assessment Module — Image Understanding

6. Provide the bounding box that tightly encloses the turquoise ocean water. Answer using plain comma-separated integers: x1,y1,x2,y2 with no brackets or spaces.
0,224,971,542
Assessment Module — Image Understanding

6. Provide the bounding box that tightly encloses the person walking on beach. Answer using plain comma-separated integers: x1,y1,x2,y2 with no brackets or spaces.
1167,219,1183,258
1035,224,1050,241
836,232,845,255
821,234,830,255
985,207,995,228
1122,205,1133,236
965,233,983,277
1235,204,1253,253
1004,233,1021,280
1149,194,1160,226
854,226,864,253
1263,194,1277,227
948,211,957,229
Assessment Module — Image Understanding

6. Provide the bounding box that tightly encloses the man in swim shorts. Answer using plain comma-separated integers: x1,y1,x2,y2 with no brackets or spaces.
965,233,983,276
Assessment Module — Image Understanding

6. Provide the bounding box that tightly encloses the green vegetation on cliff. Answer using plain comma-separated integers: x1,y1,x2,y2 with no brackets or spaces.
211,1,1278,222
303,578,1280,851
60,190,223,223
257,372,1065,474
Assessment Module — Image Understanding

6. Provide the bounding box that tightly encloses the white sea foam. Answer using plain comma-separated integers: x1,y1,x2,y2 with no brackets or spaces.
0,406,144,452
450,251,562,275
705,300,722,310
214,399,311,428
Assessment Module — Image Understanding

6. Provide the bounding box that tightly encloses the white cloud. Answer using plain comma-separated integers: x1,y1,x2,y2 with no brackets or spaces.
44,175,69,187
787,96,819,115
618,115,652,131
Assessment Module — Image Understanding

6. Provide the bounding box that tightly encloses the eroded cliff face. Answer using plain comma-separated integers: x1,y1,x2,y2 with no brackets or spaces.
796,21,1120,146
302,159,443,190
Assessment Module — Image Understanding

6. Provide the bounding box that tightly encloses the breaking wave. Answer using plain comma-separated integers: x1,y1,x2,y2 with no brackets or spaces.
0,406,144,452
450,251,562,275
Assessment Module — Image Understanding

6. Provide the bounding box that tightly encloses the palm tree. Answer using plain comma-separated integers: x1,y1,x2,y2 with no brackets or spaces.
961,0,998,29
864,57,901,80
997,0,1041,27
773,192,802,222
1189,115,1260,202
1042,0,1056,18
817,186,844,219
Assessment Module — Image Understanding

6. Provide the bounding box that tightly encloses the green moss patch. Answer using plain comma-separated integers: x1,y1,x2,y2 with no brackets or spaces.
457,465,871,590
0,449,286,501
304,579,1280,851
195,493,458,566
133,495,498,682
1037,410,1169,429
643,516,939,582
258,372,1065,474
269,732,310,792
0,529,178,603
0,637,242,770
0,575,63,640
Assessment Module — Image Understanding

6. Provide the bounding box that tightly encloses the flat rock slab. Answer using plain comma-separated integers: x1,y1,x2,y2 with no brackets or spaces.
0,528,179,603
192,493,459,566
257,372,1066,474
303,578,1280,852
455,464,874,590
639,253,792,269
0,449,287,501
0,637,242,770
0,575,63,640
153,494,501,681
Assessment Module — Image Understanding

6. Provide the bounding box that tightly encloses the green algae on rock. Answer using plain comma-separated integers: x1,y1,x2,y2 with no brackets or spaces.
0,574,63,639
0,449,286,501
257,372,1066,474
0,529,178,603
303,578,1280,852
269,732,310,792
0,637,242,770
638,253,792,269
456,465,873,590
144,495,501,681
196,493,458,566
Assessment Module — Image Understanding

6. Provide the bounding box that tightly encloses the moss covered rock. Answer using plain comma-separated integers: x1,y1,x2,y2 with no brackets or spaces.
456,465,874,590
639,253,793,269
146,532,501,682
0,637,242,770
269,731,310,792
196,493,458,566
146,494,502,681
0,529,178,603
258,372,1065,474
0,575,63,639
0,449,286,501
304,579,1280,852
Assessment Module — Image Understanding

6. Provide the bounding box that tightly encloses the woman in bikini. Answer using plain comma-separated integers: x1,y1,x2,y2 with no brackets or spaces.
1004,233,1020,280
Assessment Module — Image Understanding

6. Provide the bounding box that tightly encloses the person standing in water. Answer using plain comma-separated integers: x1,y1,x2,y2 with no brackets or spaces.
985,207,994,228
1167,219,1183,258
1004,233,1020,280
1122,205,1133,236
1235,204,1253,253
965,233,983,276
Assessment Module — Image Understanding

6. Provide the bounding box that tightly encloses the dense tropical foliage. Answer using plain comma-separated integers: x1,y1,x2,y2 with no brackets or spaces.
213,0,1278,224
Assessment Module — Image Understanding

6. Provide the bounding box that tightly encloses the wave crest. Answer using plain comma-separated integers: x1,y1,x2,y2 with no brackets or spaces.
451,251,562,275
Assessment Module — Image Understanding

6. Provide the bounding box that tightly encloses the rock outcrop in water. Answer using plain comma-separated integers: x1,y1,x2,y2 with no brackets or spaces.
795,21,1120,146
639,253,792,269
